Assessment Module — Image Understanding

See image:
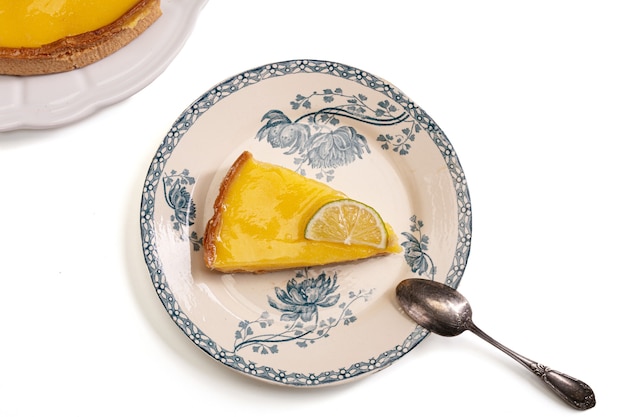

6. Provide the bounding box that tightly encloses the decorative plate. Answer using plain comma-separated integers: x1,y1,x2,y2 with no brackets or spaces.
140,59,471,386
0,0,209,132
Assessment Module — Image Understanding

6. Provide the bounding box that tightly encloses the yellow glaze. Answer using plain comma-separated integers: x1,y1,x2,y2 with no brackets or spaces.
209,154,400,272
0,0,140,48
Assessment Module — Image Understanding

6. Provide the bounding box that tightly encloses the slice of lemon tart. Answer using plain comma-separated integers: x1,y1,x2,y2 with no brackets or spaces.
203,151,401,273
0,0,161,75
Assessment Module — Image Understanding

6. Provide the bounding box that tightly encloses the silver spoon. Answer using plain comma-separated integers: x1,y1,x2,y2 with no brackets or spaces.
396,278,595,410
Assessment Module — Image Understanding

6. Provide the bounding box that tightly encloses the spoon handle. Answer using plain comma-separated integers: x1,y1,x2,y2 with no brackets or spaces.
468,323,595,410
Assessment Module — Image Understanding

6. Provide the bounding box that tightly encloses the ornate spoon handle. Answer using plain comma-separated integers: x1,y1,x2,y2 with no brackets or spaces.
469,323,595,410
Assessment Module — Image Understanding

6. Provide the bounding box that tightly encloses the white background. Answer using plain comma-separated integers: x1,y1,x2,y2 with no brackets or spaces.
1,0,623,415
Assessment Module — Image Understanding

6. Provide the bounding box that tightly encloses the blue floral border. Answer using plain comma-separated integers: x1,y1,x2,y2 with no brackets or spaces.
140,59,472,386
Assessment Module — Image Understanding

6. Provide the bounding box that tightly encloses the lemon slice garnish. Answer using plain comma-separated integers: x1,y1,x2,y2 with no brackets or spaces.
304,199,388,249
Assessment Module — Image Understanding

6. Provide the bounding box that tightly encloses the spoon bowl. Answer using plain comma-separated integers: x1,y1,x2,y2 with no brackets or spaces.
396,278,470,337
396,278,595,410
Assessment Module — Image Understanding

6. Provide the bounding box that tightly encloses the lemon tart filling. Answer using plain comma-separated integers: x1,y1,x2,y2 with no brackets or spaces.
204,151,400,273
0,0,142,48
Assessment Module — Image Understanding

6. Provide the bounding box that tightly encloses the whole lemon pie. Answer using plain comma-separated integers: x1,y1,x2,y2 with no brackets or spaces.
0,0,161,75
203,151,401,273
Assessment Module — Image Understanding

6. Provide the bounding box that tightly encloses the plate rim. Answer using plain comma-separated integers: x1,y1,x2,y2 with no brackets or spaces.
140,58,472,386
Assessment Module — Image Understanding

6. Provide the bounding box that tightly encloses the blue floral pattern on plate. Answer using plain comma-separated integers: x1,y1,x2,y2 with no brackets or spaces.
232,270,371,354
140,59,472,386
162,169,202,251
255,87,418,181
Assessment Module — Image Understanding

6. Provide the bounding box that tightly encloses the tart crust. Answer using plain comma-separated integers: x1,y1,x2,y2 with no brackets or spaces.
0,0,162,76
203,151,252,270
